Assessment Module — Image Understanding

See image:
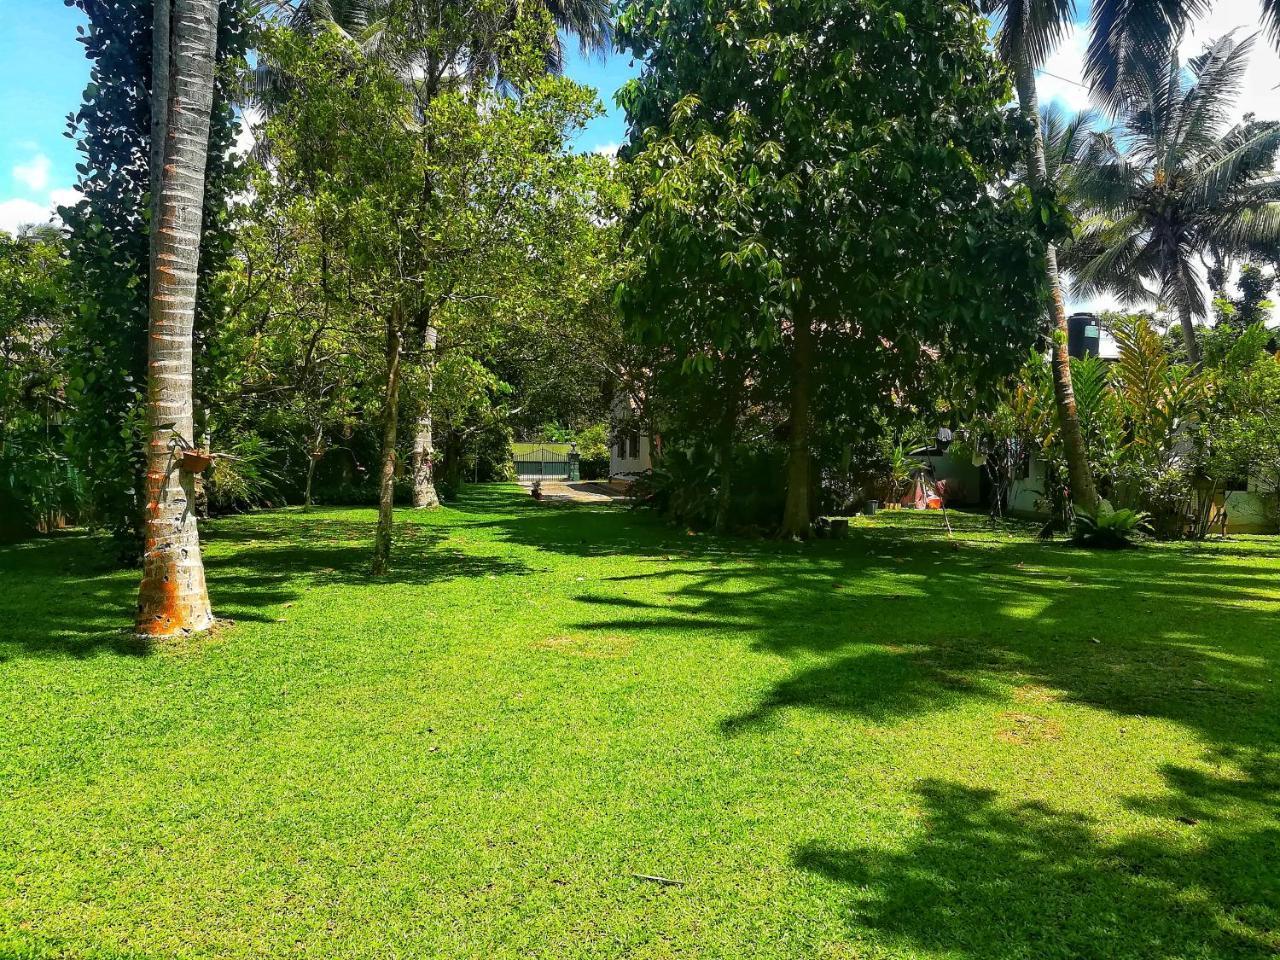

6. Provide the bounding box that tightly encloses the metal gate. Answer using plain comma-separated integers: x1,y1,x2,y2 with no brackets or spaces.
513,444,570,480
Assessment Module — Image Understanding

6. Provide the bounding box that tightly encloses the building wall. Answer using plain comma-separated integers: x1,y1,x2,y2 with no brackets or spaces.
610,428,652,478
1224,488,1277,533
1009,457,1049,516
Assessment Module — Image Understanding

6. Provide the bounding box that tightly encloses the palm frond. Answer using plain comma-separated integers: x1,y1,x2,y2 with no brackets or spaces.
1173,32,1256,161
1083,0,1214,108
1067,212,1157,303
1184,120,1280,209
992,0,1079,71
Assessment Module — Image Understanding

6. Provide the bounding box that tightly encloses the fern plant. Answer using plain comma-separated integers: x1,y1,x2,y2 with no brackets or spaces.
1072,505,1151,549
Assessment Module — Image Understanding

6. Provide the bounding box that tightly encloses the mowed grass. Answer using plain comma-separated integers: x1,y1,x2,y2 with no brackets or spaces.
1,487,1278,959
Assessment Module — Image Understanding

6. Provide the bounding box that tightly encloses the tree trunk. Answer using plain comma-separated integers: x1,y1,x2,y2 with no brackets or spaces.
1177,298,1203,367
304,422,322,510
372,308,405,576
1013,60,1100,517
136,0,218,637
714,363,743,535
780,303,815,538
410,324,440,508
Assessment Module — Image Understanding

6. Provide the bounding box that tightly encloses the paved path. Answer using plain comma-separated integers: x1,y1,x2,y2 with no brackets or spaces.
519,481,628,504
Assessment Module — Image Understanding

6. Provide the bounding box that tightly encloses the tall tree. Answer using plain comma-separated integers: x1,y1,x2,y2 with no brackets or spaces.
1068,34,1280,367
1084,0,1280,102
618,0,1049,537
990,0,1103,514
255,0,612,510
135,0,221,636
62,0,250,562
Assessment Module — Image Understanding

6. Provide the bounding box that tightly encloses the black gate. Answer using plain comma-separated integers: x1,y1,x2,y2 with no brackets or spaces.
514,444,570,480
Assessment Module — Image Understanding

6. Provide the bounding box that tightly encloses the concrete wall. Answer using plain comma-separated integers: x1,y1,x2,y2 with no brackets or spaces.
1224,488,1277,534
609,429,652,478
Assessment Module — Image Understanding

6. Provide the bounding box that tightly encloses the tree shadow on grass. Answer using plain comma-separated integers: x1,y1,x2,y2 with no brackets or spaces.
0,533,147,661
526,509,1280,758
0,507,530,660
796,772,1280,959
202,511,529,589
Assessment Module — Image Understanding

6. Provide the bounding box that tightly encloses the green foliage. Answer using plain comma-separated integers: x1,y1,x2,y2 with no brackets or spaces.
1072,505,1151,548
615,0,1049,529
0,229,82,536
205,433,282,515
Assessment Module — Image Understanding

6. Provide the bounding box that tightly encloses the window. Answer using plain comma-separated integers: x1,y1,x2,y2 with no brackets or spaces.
628,432,640,460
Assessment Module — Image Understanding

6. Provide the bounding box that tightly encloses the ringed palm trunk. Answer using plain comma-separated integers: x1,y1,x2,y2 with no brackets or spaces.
1013,60,1101,516
136,0,219,636
372,307,405,576
1176,297,1203,368
410,324,440,508
780,302,815,538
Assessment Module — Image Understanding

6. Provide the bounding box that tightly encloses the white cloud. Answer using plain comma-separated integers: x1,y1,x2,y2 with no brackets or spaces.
13,153,52,192
1035,28,1093,113
49,187,81,210
0,197,55,235
591,141,620,158
0,187,82,235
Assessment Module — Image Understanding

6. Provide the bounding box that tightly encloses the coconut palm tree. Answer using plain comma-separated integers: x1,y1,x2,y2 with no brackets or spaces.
989,0,1103,514
1084,0,1280,103
136,0,221,636
1067,33,1280,366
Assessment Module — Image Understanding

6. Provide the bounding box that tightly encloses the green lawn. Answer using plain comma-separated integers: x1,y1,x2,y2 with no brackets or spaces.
2,488,1278,959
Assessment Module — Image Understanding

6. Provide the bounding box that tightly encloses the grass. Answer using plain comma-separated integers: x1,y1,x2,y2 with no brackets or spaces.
1,487,1278,959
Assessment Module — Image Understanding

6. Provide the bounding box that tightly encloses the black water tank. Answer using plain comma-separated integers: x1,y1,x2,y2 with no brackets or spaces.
1068,312,1101,358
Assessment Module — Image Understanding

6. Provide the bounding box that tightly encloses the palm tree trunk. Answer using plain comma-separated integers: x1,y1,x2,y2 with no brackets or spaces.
780,302,815,538
136,0,218,637
372,307,405,576
1176,298,1203,367
410,324,440,508
1013,60,1100,516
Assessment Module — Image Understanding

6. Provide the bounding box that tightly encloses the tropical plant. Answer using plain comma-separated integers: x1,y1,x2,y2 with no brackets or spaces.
1107,314,1209,536
987,0,1103,517
1072,505,1151,548
1068,33,1280,367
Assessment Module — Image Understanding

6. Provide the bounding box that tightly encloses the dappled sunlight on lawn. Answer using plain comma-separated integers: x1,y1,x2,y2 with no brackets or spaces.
1,490,1277,959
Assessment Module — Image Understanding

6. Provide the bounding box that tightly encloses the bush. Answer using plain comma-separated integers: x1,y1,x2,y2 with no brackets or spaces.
205,433,280,515
1072,506,1150,549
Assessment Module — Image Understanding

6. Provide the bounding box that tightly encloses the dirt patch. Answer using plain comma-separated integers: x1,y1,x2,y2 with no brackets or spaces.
535,634,634,659
998,710,1064,744
1012,684,1061,705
